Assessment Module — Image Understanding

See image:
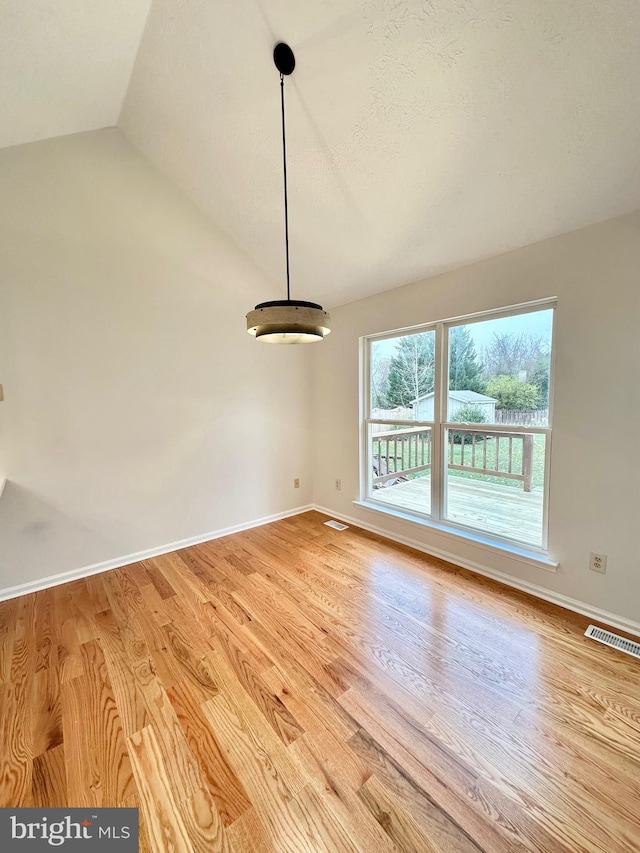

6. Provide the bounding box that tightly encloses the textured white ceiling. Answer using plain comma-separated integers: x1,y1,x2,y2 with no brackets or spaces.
5,1,640,307
0,1,152,149
121,0,640,307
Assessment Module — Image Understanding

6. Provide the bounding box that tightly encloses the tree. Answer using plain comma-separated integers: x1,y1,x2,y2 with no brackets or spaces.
386,333,435,407
449,326,485,393
370,352,391,409
527,354,550,407
486,376,539,410
481,332,550,405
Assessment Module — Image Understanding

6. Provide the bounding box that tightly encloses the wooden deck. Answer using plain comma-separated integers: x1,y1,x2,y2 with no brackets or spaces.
372,474,544,546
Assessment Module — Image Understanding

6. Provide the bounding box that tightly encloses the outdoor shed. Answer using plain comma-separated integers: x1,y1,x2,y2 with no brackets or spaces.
412,390,497,422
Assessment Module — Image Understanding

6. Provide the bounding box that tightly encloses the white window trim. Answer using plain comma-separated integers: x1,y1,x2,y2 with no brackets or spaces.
360,298,556,557
352,499,559,571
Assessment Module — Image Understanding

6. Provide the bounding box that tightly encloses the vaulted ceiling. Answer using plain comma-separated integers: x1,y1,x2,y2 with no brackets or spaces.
4,1,640,307
0,1,152,149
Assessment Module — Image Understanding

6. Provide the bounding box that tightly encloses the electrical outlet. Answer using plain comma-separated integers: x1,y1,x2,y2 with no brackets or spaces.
335,479,341,491
293,478,300,489
589,552,607,574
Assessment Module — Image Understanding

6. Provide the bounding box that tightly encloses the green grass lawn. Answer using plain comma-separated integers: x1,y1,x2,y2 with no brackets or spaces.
373,432,546,490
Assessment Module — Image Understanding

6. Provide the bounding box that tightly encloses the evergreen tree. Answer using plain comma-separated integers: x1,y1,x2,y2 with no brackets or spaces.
386,333,435,407
449,326,485,392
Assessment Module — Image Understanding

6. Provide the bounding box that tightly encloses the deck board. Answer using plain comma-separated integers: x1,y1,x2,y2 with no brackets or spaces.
372,475,544,546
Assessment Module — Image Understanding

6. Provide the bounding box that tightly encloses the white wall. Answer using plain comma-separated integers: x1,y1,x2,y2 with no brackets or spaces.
0,130,312,592
0,313,8,485
312,212,640,629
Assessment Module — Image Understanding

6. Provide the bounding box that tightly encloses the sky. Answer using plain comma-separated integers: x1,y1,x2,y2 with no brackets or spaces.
372,308,554,358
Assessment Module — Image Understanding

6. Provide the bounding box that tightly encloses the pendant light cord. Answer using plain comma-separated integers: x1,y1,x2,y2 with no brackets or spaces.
280,73,291,302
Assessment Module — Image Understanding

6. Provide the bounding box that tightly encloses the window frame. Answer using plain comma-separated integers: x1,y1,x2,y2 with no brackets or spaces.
361,298,556,554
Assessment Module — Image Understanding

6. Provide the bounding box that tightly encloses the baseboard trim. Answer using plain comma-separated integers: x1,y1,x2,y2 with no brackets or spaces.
0,504,314,602
4,499,637,640
312,504,640,639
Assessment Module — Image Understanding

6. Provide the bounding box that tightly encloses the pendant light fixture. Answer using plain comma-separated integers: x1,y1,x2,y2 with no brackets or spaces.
246,43,330,344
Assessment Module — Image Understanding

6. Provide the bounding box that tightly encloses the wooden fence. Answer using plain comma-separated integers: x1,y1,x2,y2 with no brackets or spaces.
372,426,534,491
370,408,414,433
495,409,548,426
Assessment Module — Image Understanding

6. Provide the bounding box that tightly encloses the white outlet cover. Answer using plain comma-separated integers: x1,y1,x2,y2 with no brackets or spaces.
590,552,607,573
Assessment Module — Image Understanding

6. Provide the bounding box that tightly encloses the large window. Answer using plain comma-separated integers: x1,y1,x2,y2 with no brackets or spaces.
363,301,555,551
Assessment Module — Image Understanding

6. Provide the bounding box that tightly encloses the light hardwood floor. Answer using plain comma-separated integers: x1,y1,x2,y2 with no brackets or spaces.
1,510,639,852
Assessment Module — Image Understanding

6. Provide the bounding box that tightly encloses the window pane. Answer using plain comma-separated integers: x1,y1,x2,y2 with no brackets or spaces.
370,330,436,420
370,424,432,516
444,429,546,547
447,309,553,427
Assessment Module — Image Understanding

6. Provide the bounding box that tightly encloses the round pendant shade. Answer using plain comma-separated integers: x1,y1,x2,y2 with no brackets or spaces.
246,300,331,344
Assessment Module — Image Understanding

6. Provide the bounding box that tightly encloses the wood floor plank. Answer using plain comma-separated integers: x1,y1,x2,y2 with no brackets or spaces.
95,610,150,738
139,582,172,626
127,724,194,852
56,618,84,684
358,773,441,853
0,599,17,632
0,676,32,806
291,782,364,853
119,563,153,598
31,665,63,757
179,787,232,853
201,693,323,853
129,656,205,803
1,510,639,851
159,620,219,701
61,639,134,806
205,597,274,672
152,552,211,606
141,559,178,600
33,589,58,672
55,581,97,646
262,662,358,747
347,726,486,853
167,679,252,827
0,625,16,686
31,744,67,808
287,734,399,853
85,574,111,614
226,808,273,853
119,794,155,853
210,623,303,746
205,651,306,796
101,573,149,663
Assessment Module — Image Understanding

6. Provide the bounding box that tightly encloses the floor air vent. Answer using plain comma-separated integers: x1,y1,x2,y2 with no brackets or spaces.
324,520,349,531
585,625,640,660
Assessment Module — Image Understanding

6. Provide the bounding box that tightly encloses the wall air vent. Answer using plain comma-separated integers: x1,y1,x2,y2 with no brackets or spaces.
584,625,640,660
324,520,349,531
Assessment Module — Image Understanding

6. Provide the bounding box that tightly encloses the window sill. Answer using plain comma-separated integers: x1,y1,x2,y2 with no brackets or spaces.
353,499,559,573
